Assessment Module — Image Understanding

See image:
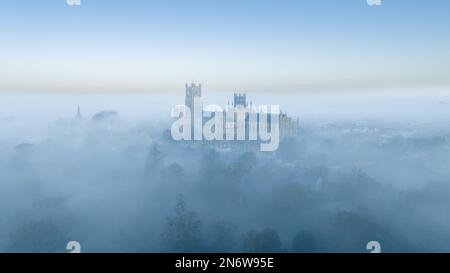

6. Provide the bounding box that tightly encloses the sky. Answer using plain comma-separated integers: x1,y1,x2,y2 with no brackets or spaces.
1,0,450,93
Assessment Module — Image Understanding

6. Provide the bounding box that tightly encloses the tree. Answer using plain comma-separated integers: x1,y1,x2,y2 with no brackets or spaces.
242,228,283,253
146,142,164,171
225,152,256,181
200,149,222,177
166,163,184,179
292,230,317,253
161,196,203,252
7,220,68,253
209,221,237,252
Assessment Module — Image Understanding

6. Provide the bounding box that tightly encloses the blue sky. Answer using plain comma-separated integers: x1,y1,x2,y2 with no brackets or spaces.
1,0,449,93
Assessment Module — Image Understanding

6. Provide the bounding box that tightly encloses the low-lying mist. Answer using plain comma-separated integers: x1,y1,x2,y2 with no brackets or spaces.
1,91,450,253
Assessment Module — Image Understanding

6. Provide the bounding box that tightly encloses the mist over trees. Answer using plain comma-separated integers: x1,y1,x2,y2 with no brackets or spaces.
1,99,450,253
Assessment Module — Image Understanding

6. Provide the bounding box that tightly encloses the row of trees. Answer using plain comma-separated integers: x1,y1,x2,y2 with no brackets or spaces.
160,196,318,253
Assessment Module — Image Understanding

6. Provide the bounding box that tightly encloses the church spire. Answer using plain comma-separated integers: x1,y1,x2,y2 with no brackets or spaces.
76,105,82,120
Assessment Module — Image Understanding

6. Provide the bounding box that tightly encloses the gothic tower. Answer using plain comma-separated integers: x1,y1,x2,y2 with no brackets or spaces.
185,83,202,140
185,83,202,111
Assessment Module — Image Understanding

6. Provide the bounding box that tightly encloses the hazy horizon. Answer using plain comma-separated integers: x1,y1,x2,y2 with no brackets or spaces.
1,0,450,93
2,0,450,254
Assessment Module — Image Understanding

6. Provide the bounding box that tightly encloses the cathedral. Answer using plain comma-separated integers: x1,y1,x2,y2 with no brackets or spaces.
183,83,299,142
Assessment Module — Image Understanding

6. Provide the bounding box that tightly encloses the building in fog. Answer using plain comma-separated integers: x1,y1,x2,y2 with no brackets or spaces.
279,112,299,138
183,83,299,146
233,93,248,107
